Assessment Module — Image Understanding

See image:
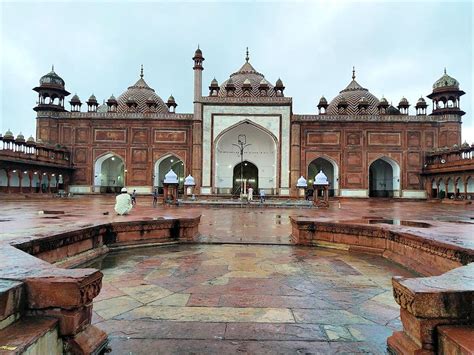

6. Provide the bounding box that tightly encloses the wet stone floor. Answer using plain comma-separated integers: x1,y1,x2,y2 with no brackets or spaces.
89,244,416,354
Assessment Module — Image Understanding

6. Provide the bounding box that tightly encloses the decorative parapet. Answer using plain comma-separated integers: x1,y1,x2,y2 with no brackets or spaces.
293,113,462,123
36,111,195,121
198,96,292,105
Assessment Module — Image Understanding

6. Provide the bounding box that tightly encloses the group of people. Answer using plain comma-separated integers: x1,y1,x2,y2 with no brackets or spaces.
246,186,265,203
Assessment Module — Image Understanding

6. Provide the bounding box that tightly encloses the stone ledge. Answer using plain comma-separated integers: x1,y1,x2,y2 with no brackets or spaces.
438,325,474,355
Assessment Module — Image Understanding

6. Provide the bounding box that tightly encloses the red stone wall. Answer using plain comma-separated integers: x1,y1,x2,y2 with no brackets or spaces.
39,118,195,186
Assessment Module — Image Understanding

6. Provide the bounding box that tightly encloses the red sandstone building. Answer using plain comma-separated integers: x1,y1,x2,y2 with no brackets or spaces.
1,48,472,198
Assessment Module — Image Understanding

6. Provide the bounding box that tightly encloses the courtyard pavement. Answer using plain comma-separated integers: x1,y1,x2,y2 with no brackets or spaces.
0,196,473,354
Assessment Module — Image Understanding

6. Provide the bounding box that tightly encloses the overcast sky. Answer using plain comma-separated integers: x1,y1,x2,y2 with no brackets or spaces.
1,1,472,142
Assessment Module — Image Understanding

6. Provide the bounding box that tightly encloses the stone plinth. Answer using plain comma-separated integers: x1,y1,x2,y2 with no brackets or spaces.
387,263,474,354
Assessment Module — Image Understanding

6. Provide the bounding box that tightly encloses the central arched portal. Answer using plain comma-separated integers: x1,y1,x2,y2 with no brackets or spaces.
233,161,258,194
94,153,124,193
369,157,400,197
214,121,277,195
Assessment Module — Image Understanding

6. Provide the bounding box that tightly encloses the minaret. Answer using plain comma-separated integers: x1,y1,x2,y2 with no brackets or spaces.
191,46,205,194
193,46,204,103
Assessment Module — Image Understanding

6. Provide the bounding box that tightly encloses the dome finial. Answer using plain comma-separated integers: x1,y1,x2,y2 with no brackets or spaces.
52,64,54,72
444,67,447,74
245,47,249,62
352,66,356,80
140,64,144,78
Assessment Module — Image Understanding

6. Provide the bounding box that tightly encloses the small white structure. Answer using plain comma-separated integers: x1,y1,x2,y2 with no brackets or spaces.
314,170,329,185
184,174,196,198
164,169,179,184
296,176,307,198
163,169,179,203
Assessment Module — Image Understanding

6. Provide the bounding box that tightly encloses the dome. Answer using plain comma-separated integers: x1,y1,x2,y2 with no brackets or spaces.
275,78,284,88
210,78,219,87
167,95,176,103
88,94,97,103
319,96,328,104
70,94,81,104
219,60,277,98
116,72,168,113
296,176,308,188
39,66,65,88
97,103,108,113
15,132,25,143
398,97,409,107
416,97,427,108
3,129,14,140
386,105,401,115
461,141,470,149
184,174,196,186
26,135,36,145
433,69,459,90
164,169,179,184
194,47,203,58
107,94,118,104
327,70,379,115
314,170,329,185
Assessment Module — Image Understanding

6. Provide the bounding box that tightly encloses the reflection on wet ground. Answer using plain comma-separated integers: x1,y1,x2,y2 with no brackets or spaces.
89,244,416,354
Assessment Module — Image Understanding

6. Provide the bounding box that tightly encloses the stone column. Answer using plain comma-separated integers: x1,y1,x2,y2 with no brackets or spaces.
290,123,301,198
191,121,202,194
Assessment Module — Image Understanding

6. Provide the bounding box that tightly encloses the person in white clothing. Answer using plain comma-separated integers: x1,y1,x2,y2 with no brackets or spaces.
248,186,254,201
115,187,133,215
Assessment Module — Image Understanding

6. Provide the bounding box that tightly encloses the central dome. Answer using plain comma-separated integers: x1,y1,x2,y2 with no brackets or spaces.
219,60,277,98
117,71,168,113
327,70,379,115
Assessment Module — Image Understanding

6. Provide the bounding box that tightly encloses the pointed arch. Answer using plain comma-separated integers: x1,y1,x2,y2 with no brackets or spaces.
154,153,185,187
368,156,401,197
307,155,340,196
93,152,125,192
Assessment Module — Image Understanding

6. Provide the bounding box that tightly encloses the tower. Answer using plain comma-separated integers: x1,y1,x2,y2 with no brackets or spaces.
33,66,70,112
192,46,205,193
427,69,465,116
193,46,204,103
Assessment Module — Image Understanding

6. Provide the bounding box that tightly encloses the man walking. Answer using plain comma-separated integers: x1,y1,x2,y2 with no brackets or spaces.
131,189,137,205
248,186,254,201
259,189,265,203
152,188,158,207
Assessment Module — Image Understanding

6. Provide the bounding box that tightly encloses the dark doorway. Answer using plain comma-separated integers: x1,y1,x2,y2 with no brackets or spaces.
369,159,394,197
233,161,258,195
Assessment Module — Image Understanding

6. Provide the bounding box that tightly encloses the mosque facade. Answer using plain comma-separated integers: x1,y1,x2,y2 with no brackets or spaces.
26,47,467,198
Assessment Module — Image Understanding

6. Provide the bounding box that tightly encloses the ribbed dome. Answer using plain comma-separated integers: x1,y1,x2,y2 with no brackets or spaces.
416,97,427,108
3,129,14,140
26,135,36,145
164,169,179,184
15,132,25,143
39,66,65,88
433,69,459,90
314,170,329,185
219,61,277,98
70,94,81,104
97,103,108,113
327,72,379,115
184,174,196,186
117,75,167,113
386,105,401,115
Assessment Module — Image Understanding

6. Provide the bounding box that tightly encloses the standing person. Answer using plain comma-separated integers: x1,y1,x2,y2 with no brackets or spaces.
115,187,132,215
131,189,137,205
152,188,158,207
248,186,254,201
259,189,265,203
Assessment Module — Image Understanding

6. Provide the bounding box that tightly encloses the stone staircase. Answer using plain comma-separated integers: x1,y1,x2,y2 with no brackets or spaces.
0,280,62,354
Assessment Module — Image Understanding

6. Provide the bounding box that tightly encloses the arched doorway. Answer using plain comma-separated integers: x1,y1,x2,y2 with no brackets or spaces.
154,154,185,193
369,157,400,197
233,161,258,195
214,121,277,195
94,153,124,193
307,157,339,197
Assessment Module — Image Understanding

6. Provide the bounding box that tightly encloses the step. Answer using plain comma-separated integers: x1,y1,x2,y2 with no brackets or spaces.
0,280,24,330
438,325,474,355
0,317,61,354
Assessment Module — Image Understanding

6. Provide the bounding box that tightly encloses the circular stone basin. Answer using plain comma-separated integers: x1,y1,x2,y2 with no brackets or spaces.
87,244,416,353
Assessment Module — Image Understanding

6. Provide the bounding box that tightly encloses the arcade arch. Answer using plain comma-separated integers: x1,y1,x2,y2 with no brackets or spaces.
154,154,185,190
307,157,339,197
369,157,401,197
93,153,124,193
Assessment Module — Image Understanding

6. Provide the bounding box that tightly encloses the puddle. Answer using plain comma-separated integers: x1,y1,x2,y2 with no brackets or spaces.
367,219,431,228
